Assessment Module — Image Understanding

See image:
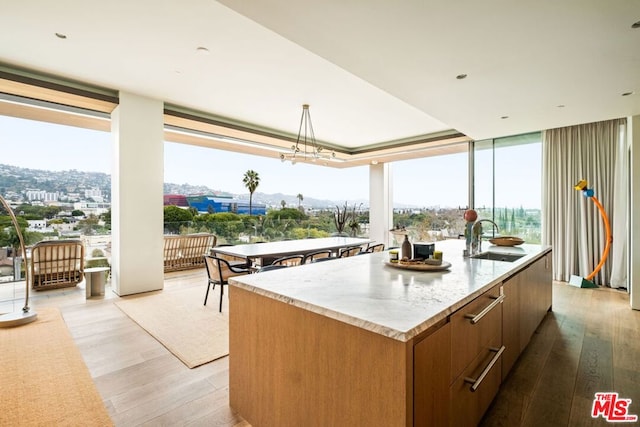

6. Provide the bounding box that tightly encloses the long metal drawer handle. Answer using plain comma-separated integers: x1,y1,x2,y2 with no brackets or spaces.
464,346,505,392
464,294,505,324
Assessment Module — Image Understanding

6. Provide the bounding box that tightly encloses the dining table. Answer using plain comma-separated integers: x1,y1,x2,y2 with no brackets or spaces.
212,236,372,267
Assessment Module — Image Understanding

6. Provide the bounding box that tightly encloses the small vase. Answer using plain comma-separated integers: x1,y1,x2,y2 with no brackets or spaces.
401,235,412,259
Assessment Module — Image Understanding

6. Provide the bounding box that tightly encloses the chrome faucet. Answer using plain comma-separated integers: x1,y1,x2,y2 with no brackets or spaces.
471,219,500,254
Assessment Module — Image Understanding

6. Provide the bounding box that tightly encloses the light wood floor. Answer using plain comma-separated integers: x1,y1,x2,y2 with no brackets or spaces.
2,273,639,426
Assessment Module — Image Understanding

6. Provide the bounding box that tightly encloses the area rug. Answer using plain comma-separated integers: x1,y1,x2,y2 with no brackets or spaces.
0,307,113,426
114,286,228,368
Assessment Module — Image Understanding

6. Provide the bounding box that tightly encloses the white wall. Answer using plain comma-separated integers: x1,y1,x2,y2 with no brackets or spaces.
369,163,393,248
110,92,164,296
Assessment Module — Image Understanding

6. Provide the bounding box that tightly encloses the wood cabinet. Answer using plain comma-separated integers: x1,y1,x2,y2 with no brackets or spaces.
450,333,503,427
501,273,520,380
449,284,504,427
230,287,411,427
443,252,552,425
519,253,553,351
230,249,553,427
414,323,451,426
450,284,503,382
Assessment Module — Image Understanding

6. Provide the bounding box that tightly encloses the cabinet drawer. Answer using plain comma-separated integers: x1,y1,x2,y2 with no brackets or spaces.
450,284,503,382
450,334,504,427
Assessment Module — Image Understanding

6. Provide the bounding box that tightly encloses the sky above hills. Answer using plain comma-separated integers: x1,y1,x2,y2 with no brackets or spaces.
0,115,541,209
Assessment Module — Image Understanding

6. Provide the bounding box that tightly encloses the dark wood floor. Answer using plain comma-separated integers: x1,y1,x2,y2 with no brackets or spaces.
3,273,639,426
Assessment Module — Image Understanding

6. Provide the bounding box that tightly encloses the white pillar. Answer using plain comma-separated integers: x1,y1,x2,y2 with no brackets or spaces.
630,116,639,310
111,92,164,296
369,163,393,248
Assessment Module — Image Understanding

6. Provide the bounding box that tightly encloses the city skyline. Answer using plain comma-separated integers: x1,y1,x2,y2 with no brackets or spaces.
0,115,541,209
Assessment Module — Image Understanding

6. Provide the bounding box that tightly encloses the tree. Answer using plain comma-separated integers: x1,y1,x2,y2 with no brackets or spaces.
280,200,286,209
0,215,29,250
101,209,111,229
163,206,194,234
242,170,260,215
297,193,303,207
267,207,307,221
78,214,99,235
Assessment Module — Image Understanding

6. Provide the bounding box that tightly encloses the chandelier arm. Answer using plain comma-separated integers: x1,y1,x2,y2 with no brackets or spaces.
281,104,334,164
294,106,307,159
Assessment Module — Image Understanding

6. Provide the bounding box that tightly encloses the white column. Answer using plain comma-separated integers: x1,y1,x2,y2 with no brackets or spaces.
111,92,164,296
630,116,639,310
369,163,393,248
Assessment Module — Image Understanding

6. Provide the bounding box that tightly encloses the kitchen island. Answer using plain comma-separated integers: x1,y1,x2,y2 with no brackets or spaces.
229,240,552,426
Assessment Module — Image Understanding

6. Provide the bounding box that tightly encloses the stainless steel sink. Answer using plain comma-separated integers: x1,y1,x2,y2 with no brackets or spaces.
470,252,525,262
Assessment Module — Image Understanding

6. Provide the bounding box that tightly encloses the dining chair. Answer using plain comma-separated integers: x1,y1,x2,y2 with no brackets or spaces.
311,257,336,263
271,254,305,267
303,249,333,264
338,245,364,258
210,245,252,270
366,243,385,253
203,255,250,312
257,264,289,273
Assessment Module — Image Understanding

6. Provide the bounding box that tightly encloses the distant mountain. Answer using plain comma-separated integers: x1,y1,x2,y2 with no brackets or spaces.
246,192,369,210
0,164,375,209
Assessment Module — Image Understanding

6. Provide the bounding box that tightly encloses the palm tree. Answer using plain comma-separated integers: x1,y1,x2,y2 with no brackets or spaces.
242,170,260,215
297,193,303,208
280,200,286,209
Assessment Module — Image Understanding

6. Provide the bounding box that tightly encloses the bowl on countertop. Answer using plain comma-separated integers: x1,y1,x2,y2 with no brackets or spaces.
489,236,524,246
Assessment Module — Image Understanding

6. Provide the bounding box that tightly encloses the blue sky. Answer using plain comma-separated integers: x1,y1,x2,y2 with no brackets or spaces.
0,115,540,208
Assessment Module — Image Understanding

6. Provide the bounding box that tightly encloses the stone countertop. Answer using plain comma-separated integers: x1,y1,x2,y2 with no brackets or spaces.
229,239,551,342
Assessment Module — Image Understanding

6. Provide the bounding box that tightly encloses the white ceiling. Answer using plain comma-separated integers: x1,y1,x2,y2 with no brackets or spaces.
1,0,639,151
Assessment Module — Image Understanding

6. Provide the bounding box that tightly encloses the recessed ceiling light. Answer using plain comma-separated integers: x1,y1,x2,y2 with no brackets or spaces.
622,91,634,96
501,116,509,119
371,160,379,165
196,46,210,55
55,33,67,39
456,74,467,80
632,21,640,29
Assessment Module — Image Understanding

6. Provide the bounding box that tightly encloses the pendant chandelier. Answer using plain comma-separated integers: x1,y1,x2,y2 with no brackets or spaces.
280,104,335,165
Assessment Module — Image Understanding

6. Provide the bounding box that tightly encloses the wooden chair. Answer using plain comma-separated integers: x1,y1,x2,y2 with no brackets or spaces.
203,255,250,312
339,245,363,258
271,254,304,267
210,244,252,270
366,243,385,253
30,239,85,290
303,249,333,264
164,233,216,272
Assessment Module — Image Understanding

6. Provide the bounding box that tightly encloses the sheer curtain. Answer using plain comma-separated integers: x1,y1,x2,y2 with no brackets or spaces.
542,118,627,287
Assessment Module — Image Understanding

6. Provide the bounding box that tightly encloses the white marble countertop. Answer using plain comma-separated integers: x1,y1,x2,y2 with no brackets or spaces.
229,239,551,342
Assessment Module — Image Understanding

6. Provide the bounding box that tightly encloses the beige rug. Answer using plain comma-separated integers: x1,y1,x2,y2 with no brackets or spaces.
0,307,113,426
115,286,228,368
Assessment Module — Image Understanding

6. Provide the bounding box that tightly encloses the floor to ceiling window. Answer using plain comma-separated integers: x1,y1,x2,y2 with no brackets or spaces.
392,149,469,242
473,132,542,243
0,114,111,307
392,133,542,245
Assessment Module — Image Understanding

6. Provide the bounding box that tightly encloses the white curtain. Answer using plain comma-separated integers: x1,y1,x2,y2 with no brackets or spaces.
610,124,628,288
542,118,627,287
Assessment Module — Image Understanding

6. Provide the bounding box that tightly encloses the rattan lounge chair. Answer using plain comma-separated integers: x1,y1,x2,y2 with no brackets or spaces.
30,239,85,290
